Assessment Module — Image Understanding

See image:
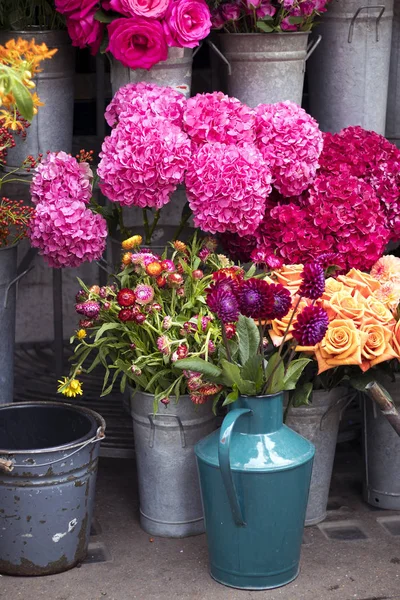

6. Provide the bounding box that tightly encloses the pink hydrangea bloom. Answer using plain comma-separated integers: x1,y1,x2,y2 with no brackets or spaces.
185,142,272,235
255,101,323,197
98,115,191,209
29,199,107,268
183,92,255,147
31,151,93,206
319,126,400,240
105,82,187,128
255,174,390,271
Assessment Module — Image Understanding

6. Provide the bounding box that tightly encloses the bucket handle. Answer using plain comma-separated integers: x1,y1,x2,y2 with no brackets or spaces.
0,426,105,473
3,266,33,309
206,40,232,76
219,408,251,527
306,35,322,61
147,413,186,448
348,5,385,43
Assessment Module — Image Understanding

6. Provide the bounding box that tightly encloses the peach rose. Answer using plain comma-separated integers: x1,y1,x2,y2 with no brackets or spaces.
363,295,396,328
345,269,381,296
272,264,303,294
269,297,308,346
327,290,366,324
315,319,368,374
392,320,400,357
360,323,399,371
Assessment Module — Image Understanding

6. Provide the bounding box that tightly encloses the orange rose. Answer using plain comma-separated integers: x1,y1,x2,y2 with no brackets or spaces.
321,277,347,301
315,319,368,374
360,323,399,371
269,297,308,347
363,296,396,328
272,264,303,294
327,290,366,324
392,320,400,357
344,269,381,297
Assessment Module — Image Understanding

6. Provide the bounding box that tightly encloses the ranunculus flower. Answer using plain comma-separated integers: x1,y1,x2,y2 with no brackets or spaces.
66,12,104,54
327,290,366,325
163,0,211,48
109,0,170,18
360,323,398,371
55,0,98,16
107,17,168,70
315,319,368,374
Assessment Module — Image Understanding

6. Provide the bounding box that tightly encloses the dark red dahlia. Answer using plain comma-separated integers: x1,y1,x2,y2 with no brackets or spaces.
269,284,292,320
235,278,274,320
118,308,132,322
299,263,326,300
117,288,136,307
293,306,329,346
219,232,257,263
207,287,239,324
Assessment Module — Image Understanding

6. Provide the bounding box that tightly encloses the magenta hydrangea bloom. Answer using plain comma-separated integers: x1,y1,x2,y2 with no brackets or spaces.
255,101,323,197
31,151,93,205
104,82,187,129
183,92,255,147
186,142,272,235
98,116,191,209
29,199,107,268
293,306,329,346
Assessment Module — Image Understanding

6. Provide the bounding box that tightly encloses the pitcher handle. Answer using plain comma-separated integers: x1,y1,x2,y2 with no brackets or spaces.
348,5,385,43
218,408,251,527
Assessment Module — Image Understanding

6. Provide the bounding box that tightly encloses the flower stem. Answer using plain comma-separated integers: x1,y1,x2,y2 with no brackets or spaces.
221,323,232,362
148,209,161,241
173,202,192,241
278,295,302,356
142,208,151,244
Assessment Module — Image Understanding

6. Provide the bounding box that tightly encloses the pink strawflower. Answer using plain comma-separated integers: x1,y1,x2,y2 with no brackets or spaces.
185,142,272,235
162,316,172,330
131,251,161,268
29,199,107,268
134,284,155,305
98,116,191,209
31,151,93,206
105,82,187,129
255,101,323,197
163,0,212,48
157,335,171,355
183,92,255,147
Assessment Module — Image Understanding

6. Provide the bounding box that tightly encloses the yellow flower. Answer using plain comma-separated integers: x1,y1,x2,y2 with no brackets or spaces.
76,329,87,340
122,235,142,249
57,377,83,398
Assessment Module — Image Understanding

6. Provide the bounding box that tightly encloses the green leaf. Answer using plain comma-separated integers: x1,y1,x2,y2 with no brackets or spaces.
174,357,222,380
145,369,171,391
349,372,377,392
10,77,33,121
264,352,285,394
220,359,255,395
95,322,119,342
120,373,127,394
236,315,259,366
290,382,313,408
256,20,274,32
245,264,256,278
222,385,239,406
241,354,263,392
288,16,305,24
283,358,311,391
94,9,118,22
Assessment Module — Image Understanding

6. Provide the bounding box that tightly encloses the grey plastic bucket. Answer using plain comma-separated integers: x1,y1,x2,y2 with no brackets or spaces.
307,0,394,134
110,48,193,97
130,390,216,537
0,30,74,170
214,32,321,107
286,388,346,526
386,0,400,145
363,378,400,509
0,401,105,575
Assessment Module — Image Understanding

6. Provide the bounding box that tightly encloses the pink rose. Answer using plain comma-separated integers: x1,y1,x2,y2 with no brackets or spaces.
211,8,225,28
221,2,240,21
107,17,168,69
109,0,170,18
55,0,98,17
163,0,211,48
67,12,104,54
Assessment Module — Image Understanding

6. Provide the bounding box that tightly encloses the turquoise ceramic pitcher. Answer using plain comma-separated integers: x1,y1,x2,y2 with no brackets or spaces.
195,392,315,590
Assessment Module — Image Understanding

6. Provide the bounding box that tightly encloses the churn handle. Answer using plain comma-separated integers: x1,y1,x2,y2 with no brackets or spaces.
147,413,186,448
206,40,232,76
306,35,322,61
218,408,251,528
3,266,33,309
348,5,385,44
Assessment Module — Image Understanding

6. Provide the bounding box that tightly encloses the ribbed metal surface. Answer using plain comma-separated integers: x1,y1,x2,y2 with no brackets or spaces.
13,343,134,459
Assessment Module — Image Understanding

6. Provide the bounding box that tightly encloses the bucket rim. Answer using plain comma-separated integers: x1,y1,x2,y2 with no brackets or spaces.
217,31,310,38
0,242,19,252
0,400,106,455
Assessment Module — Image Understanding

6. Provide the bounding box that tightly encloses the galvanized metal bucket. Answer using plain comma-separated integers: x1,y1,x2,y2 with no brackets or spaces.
0,244,31,405
0,30,75,171
386,0,400,145
0,401,105,576
363,379,400,509
213,32,321,107
307,0,394,134
130,390,216,537
286,388,347,526
110,48,193,97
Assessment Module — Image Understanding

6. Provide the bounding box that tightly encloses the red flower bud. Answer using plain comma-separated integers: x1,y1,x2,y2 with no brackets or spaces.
192,269,204,280
118,308,132,322
168,273,184,287
156,275,167,288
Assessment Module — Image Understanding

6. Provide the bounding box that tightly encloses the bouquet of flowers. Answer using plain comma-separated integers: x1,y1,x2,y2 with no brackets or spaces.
58,235,236,409
210,0,330,33
55,0,212,70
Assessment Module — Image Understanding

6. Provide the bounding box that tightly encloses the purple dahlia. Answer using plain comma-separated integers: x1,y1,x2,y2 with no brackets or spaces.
299,262,326,300
293,306,329,346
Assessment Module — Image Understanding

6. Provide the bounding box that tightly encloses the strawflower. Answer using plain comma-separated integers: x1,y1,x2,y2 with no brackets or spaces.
57,377,83,398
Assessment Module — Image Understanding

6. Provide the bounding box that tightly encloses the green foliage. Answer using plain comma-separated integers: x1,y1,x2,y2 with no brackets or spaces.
0,0,65,30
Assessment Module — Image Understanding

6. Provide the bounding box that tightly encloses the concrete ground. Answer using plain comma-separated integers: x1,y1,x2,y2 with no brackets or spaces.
1,441,400,600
